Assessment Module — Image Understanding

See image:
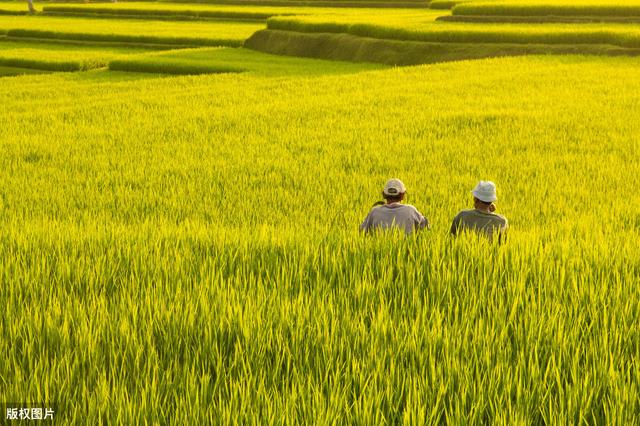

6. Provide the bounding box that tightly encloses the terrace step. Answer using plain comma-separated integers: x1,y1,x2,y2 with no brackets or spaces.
245,29,640,66
41,11,266,22
438,15,640,24
2,35,190,50
180,0,430,8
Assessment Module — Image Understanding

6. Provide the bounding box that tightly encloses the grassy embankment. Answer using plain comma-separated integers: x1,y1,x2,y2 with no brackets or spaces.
1,55,640,424
248,14,640,64
0,64,45,75
108,46,385,75
266,16,640,47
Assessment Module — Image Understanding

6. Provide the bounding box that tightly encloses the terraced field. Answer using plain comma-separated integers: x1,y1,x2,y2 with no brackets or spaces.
0,40,154,71
2,0,640,424
108,46,384,74
0,14,264,46
266,15,640,47
454,0,640,17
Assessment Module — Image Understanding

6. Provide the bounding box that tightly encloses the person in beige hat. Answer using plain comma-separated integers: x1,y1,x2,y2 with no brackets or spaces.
360,178,430,235
450,181,508,243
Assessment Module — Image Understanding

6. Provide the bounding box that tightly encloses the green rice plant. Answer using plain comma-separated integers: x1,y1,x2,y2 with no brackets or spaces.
108,52,246,74
0,64,45,75
438,14,640,24
0,1,30,14
167,0,429,6
36,1,428,17
246,28,640,64
453,0,640,17
0,15,264,46
267,15,640,48
429,0,473,9
1,54,640,424
42,5,285,21
0,40,153,71
109,46,385,75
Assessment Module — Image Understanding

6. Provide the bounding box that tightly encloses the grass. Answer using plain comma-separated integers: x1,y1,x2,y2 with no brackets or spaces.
0,39,153,71
39,2,439,20
0,64,45,75
108,46,385,75
453,0,640,17
430,0,474,9
267,16,640,48
0,14,264,46
42,5,294,21
247,28,640,64
163,0,429,6
1,54,640,423
0,1,29,13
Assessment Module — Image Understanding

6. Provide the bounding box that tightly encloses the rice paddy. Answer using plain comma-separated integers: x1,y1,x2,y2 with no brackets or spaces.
453,0,640,17
267,15,640,48
2,0,640,424
0,40,153,71
0,14,264,46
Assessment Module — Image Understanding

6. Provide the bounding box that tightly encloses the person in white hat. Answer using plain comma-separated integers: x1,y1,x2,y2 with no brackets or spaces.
360,178,430,235
450,181,508,243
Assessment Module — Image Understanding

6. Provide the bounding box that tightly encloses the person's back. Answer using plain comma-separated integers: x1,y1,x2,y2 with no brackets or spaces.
450,181,508,243
450,209,508,242
361,203,428,235
360,178,429,236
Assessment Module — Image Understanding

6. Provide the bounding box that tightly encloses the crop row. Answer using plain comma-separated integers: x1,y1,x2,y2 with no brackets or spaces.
249,28,640,66
42,5,285,21
0,41,383,75
267,16,640,48
0,15,264,47
164,0,429,7
0,40,156,72
453,1,640,17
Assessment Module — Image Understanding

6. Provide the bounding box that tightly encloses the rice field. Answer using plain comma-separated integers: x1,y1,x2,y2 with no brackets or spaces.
0,40,153,71
0,1,27,13
453,0,640,17
0,14,264,46
267,15,640,48
108,46,385,75
3,54,640,424
39,2,448,23
2,0,640,424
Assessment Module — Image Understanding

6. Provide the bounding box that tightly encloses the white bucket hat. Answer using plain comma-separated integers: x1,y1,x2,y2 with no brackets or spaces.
383,178,406,197
472,181,497,203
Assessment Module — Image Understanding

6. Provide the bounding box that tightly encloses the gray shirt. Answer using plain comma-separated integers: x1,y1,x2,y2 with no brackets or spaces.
360,203,429,235
450,209,508,242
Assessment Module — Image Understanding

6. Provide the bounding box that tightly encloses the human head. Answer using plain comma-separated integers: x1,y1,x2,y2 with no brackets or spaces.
471,181,497,210
382,178,406,203
472,181,497,202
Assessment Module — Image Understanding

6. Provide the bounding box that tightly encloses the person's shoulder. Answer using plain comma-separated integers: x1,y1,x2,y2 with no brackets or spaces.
368,205,386,214
455,209,475,218
491,212,508,223
493,213,508,226
401,204,424,215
